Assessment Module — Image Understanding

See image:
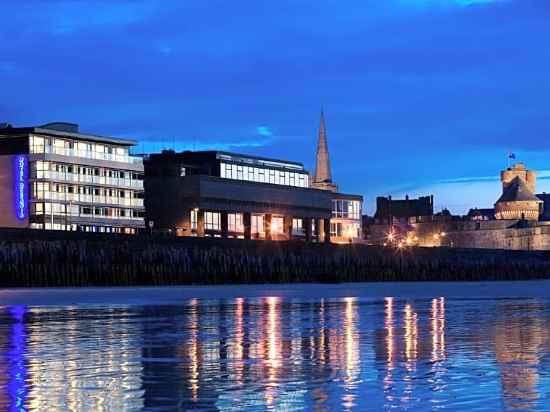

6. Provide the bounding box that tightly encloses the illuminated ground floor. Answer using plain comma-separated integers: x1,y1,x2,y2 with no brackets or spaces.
176,209,331,242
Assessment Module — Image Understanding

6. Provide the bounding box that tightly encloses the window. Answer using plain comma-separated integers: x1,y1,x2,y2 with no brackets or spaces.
220,162,308,188
190,209,198,231
205,211,221,231
292,218,304,236
331,222,359,239
332,199,361,219
30,135,46,153
271,216,284,235
228,213,244,233
251,214,265,238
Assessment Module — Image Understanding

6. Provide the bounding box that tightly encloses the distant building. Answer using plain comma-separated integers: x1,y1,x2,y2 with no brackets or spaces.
143,112,363,243
365,194,434,245
495,163,542,220
466,208,495,221
144,150,333,241
374,195,434,224
0,122,145,233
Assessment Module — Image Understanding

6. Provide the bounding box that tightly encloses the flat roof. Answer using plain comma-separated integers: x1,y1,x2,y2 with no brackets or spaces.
150,150,306,171
214,151,304,168
0,125,138,146
334,192,364,201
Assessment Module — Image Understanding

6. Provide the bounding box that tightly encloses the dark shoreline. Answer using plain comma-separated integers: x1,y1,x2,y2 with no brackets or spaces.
1,228,550,287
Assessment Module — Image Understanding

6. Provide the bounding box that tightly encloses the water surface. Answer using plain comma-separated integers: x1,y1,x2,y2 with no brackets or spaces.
1,282,550,411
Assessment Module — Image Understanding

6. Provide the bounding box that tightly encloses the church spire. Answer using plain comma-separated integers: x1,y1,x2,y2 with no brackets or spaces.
313,110,338,192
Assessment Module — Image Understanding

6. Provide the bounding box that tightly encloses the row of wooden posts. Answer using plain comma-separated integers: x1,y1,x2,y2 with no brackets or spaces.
1,236,550,287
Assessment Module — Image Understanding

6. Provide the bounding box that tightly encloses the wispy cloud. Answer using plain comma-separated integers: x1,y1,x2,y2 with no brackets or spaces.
256,126,272,137
133,138,273,153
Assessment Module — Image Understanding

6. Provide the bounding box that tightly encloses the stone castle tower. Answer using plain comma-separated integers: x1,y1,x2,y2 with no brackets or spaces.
494,163,542,220
312,111,338,192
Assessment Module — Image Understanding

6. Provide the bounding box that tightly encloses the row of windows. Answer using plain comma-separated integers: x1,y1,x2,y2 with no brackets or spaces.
220,162,308,188
33,182,142,198
217,153,304,171
31,202,144,219
332,199,362,220
29,135,140,164
33,161,143,180
31,183,144,207
189,212,308,236
30,222,136,234
32,161,143,189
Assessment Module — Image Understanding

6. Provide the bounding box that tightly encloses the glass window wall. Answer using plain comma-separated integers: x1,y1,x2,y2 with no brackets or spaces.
220,162,309,188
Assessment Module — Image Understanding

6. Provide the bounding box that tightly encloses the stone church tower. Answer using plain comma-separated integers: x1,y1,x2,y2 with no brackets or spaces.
312,111,338,192
494,163,542,220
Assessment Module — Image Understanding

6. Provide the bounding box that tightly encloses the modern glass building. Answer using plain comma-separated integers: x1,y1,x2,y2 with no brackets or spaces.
0,122,145,233
144,150,333,241
330,195,363,243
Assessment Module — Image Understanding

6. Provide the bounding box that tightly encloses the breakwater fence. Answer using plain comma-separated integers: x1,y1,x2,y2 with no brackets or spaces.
1,228,550,287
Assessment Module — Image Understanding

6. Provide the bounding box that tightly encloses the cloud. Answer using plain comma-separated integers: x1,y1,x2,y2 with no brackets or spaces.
134,137,274,153
256,126,272,137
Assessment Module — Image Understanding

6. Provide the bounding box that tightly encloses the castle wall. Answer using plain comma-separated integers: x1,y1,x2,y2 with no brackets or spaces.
443,224,550,251
367,220,550,251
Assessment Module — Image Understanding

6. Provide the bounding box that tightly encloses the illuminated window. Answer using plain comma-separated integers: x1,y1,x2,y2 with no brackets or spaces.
205,211,221,231
271,216,284,235
190,209,197,230
332,200,361,219
228,213,244,233
251,214,265,238
292,218,304,236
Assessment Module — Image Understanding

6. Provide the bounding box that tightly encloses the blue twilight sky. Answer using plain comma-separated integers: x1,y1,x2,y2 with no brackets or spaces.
1,0,550,214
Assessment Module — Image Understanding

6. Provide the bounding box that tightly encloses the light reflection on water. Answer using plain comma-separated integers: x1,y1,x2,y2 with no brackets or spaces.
1,295,550,411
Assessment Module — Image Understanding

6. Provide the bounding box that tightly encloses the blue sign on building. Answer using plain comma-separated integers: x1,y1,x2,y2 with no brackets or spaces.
13,155,28,220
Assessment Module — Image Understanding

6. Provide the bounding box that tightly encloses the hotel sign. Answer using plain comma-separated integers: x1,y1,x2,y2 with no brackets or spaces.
13,155,28,220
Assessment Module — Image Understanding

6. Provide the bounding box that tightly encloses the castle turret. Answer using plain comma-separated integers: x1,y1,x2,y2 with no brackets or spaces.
495,163,542,220
312,111,338,192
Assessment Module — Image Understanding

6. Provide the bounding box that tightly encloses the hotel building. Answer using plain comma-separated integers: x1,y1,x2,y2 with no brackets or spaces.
144,112,363,243
0,122,145,233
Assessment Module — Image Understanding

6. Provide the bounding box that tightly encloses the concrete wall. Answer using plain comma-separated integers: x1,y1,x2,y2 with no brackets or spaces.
144,174,332,231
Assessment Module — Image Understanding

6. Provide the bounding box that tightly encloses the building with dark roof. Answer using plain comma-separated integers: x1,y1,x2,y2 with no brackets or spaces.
144,150,333,241
374,195,434,224
0,122,145,233
143,112,363,243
